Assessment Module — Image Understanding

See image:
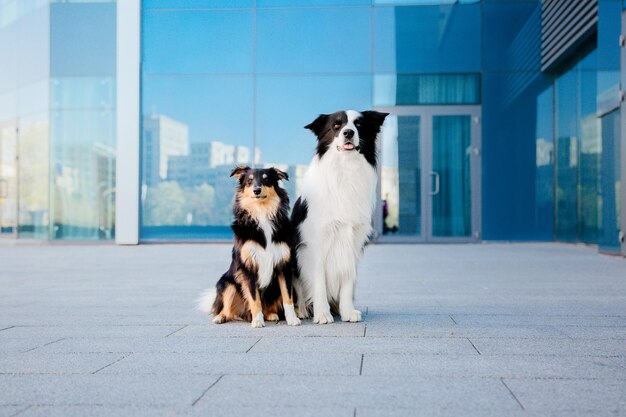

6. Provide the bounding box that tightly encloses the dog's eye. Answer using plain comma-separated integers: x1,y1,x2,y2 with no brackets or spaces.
355,121,361,127
333,122,341,130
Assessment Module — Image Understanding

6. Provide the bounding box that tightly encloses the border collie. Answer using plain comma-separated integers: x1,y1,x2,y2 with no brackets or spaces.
198,166,301,327
292,110,388,324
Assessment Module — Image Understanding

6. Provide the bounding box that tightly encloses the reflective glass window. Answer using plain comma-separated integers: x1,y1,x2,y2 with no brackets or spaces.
256,7,371,74
143,0,253,8
256,75,372,168
140,75,254,239
18,113,49,239
50,109,115,239
375,74,480,106
375,5,480,73
142,10,253,74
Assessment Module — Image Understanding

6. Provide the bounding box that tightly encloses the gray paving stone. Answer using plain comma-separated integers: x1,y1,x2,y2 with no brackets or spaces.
250,336,476,354
194,375,521,411
1,243,625,416
469,337,626,357
361,353,626,379
503,378,626,413
0,325,182,339
177,321,367,337
98,352,362,376
33,336,260,354
0,352,125,374
0,374,219,406
0,405,29,417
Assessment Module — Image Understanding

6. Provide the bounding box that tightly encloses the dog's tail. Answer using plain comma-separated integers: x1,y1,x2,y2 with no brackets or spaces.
195,288,217,314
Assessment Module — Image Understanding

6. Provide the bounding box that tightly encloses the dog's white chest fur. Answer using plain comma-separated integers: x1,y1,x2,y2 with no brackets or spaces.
303,151,378,226
241,215,289,289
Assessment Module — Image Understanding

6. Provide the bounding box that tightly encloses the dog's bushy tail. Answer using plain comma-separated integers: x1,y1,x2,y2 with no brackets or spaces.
195,288,216,314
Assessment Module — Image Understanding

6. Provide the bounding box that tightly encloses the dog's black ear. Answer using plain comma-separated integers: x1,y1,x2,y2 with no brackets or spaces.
304,114,329,137
361,111,389,128
273,168,289,182
230,165,250,179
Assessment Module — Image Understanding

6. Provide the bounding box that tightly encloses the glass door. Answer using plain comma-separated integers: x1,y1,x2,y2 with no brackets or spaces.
377,106,481,242
0,120,18,238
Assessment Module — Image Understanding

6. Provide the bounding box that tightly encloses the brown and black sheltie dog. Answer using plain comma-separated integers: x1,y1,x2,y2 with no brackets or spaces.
198,166,301,328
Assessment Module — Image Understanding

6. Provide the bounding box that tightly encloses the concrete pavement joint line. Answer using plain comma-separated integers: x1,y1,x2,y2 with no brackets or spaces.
191,374,224,407
91,354,132,374
246,337,262,353
353,407,357,417
164,325,188,338
22,338,66,353
0,326,15,332
363,325,367,337
449,315,458,325
359,354,364,375
466,338,482,355
500,378,525,410
9,404,33,417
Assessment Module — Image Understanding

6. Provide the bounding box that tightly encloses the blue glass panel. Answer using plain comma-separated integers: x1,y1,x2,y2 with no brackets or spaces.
554,67,578,242
381,115,421,236
388,73,480,105
256,75,372,167
51,77,115,110
140,75,253,240
375,0,478,4
597,0,621,71
143,0,253,8
142,10,253,74
50,3,116,77
481,70,553,240
375,5,480,73
259,0,370,6
432,115,471,237
256,8,371,74
598,109,621,253
482,1,541,72
50,109,115,239
18,113,49,239
535,86,554,240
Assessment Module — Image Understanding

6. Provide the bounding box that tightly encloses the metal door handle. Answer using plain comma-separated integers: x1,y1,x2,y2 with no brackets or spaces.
429,171,440,196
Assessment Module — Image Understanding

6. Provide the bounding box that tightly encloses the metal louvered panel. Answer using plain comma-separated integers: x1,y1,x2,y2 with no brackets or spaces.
541,0,598,72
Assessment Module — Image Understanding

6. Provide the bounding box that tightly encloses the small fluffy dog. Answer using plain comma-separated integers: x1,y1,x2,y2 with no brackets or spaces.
199,166,301,328
292,110,388,324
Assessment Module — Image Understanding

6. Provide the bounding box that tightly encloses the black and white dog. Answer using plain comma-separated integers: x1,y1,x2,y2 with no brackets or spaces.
292,110,388,324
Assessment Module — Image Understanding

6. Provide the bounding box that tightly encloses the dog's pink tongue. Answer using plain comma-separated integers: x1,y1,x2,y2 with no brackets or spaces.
343,143,354,150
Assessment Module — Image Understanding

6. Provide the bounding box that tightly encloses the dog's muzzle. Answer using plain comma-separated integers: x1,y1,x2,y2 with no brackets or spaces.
337,142,360,152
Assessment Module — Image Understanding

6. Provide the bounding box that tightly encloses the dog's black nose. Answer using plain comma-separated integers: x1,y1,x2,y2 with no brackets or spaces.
343,129,354,140
253,187,262,195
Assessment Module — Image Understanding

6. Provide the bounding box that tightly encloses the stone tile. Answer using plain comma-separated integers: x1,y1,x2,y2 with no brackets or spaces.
0,352,125,374
503,378,626,413
0,405,30,417
194,375,521,411
177,321,367,337
0,374,220,406
250,336,476,355
34,336,260,354
469,337,626,357
361,353,626,379
0,326,183,339
97,352,362,376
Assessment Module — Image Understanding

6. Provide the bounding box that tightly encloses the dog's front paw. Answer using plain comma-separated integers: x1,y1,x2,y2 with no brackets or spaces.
265,313,279,322
341,309,362,323
313,310,334,325
286,315,301,326
212,314,224,324
283,303,301,326
251,313,265,328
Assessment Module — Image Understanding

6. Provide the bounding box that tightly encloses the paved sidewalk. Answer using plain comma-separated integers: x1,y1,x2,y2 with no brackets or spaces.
0,243,625,416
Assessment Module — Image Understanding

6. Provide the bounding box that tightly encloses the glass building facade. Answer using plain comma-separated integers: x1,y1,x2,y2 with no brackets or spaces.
0,0,625,256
